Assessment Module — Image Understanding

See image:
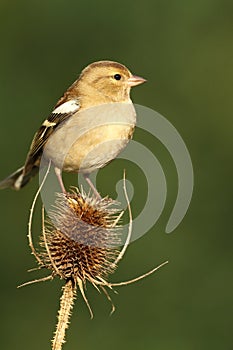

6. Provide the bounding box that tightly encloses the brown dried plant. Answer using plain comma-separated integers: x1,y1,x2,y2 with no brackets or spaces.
19,167,168,350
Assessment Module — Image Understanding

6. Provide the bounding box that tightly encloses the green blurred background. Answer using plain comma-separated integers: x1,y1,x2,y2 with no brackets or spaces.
0,1,232,349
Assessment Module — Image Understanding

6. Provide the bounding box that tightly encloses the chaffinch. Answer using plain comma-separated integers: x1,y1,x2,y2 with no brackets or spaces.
0,60,146,193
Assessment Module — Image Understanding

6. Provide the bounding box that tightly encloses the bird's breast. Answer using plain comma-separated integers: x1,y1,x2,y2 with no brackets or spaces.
44,102,136,173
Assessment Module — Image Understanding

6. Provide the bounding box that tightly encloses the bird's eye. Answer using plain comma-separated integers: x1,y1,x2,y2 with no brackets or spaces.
114,74,122,81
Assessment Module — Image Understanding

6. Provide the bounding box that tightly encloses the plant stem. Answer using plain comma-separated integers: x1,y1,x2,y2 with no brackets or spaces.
52,279,76,350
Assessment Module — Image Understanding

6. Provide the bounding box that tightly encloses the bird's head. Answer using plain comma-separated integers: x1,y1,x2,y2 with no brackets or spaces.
77,60,146,104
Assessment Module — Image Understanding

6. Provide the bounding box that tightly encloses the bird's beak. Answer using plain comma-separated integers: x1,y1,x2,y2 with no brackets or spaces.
127,75,147,87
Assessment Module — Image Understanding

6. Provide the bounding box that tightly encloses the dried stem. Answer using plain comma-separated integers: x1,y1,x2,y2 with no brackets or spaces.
52,279,76,350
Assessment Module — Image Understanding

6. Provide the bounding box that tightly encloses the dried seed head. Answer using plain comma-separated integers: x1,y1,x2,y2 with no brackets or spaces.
21,170,168,349
39,189,122,283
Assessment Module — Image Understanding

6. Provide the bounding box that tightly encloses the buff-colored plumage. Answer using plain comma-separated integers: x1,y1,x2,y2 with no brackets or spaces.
0,60,146,192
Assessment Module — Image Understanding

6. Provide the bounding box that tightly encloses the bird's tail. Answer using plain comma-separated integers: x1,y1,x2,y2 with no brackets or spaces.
0,166,39,190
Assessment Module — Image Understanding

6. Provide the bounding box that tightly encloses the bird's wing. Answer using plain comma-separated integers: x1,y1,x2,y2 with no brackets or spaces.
23,99,80,174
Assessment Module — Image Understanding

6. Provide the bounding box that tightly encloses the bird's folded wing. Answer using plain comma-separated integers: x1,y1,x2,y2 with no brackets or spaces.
23,100,80,174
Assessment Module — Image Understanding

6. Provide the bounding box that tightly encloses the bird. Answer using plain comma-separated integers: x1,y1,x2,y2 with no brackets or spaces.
0,60,146,194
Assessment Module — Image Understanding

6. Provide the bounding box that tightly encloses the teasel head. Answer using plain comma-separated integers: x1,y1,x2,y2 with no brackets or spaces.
21,171,168,350
39,189,123,290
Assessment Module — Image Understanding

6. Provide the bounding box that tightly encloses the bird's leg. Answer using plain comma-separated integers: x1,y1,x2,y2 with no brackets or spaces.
83,173,101,200
54,167,66,194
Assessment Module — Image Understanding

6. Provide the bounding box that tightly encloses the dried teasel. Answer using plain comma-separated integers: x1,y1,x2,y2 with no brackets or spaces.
20,167,168,350
40,191,122,284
